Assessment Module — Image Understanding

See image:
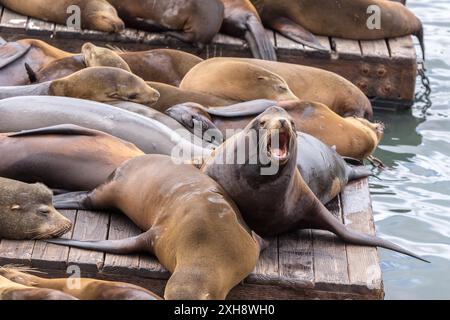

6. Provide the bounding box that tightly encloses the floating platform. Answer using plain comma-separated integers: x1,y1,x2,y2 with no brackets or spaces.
0,4,418,110
0,178,384,300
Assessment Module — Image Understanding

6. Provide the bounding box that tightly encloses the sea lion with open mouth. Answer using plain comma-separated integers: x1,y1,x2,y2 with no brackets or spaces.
45,154,263,300
0,177,72,240
201,106,428,262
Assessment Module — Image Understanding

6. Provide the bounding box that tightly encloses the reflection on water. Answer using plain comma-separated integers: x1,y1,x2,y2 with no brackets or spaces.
370,0,450,299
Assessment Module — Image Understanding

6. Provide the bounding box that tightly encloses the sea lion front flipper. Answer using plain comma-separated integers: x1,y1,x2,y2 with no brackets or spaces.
52,191,93,210
7,124,101,138
244,15,277,61
0,42,31,69
45,231,154,255
205,99,277,117
346,165,371,181
269,17,329,52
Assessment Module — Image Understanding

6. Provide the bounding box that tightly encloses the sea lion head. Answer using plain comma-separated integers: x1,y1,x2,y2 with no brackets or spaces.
81,43,132,72
166,102,223,144
345,116,385,155
50,67,160,105
84,1,125,33
248,106,297,168
0,179,72,240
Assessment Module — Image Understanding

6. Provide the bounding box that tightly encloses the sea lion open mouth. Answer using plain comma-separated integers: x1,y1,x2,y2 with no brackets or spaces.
267,127,291,164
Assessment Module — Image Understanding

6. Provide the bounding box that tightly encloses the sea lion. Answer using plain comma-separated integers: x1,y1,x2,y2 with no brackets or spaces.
166,99,383,159
0,125,144,191
250,0,424,58
0,38,72,86
0,0,124,32
107,0,224,48
45,154,262,300
181,57,373,119
0,96,211,159
33,48,203,86
0,67,160,105
0,267,161,300
220,0,277,60
0,275,77,300
81,43,131,72
180,59,299,102
0,177,72,240
201,106,428,262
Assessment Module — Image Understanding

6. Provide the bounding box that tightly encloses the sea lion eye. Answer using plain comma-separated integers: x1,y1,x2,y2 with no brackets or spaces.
38,207,51,216
128,93,138,100
278,85,288,91
260,120,266,126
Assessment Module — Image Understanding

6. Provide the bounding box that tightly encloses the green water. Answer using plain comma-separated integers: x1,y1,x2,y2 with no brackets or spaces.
371,0,450,299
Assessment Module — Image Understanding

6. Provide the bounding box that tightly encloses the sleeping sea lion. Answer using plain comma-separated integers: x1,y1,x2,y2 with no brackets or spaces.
0,177,72,240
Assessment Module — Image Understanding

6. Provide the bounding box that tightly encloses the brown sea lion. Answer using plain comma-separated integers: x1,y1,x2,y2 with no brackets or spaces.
180,59,299,102
0,275,77,300
0,125,144,191
81,43,131,72
46,154,263,300
0,38,72,86
201,106,428,262
29,48,202,86
0,268,161,300
0,177,72,240
220,0,277,60
0,0,124,32
107,0,224,48
250,0,424,58
181,57,373,119
166,99,383,159
0,67,160,105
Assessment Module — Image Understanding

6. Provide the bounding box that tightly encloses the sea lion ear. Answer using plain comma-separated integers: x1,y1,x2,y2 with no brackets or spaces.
252,231,269,252
10,204,21,210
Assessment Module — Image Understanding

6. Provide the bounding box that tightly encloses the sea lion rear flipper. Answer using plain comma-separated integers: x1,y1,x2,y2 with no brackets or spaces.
269,17,329,52
0,42,31,69
8,124,101,138
52,191,93,210
300,200,429,263
45,232,154,255
244,15,277,61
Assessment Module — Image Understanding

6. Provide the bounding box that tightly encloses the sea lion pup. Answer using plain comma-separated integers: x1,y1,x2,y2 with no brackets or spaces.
221,0,277,60
250,0,425,58
166,99,383,159
0,38,73,86
181,57,373,119
31,48,203,86
201,107,428,262
0,267,161,300
107,0,224,48
0,67,160,105
0,0,124,33
81,43,131,72
0,275,77,300
45,154,262,300
0,96,211,159
0,125,145,191
180,60,299,102
0,177,72,240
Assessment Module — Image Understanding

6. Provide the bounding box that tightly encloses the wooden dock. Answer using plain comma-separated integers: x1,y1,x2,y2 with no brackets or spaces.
0,178,384,300
0,4,418,110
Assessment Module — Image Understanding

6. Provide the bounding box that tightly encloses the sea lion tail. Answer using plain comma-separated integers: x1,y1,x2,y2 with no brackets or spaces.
45,232,152,255
24,63,37,83
245,15,277,61
310,201,429,263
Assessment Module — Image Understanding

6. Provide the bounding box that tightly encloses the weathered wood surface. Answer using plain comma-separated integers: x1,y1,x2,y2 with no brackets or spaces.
0,178,384,300
0,4,417,109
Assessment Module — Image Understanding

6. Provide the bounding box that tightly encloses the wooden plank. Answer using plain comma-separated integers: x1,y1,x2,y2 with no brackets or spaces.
102,213,140,275
388,36,416,60
246,236,279,285
313,196,350,291
279,230,314,289
332,38,361,57
341,179,383,297
26,18,55,36
0,239,35,265
360,39,390,58
31,210,77,269
0,8,28,33
67,210,109,273
275,32,304,51
138,255,170,280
